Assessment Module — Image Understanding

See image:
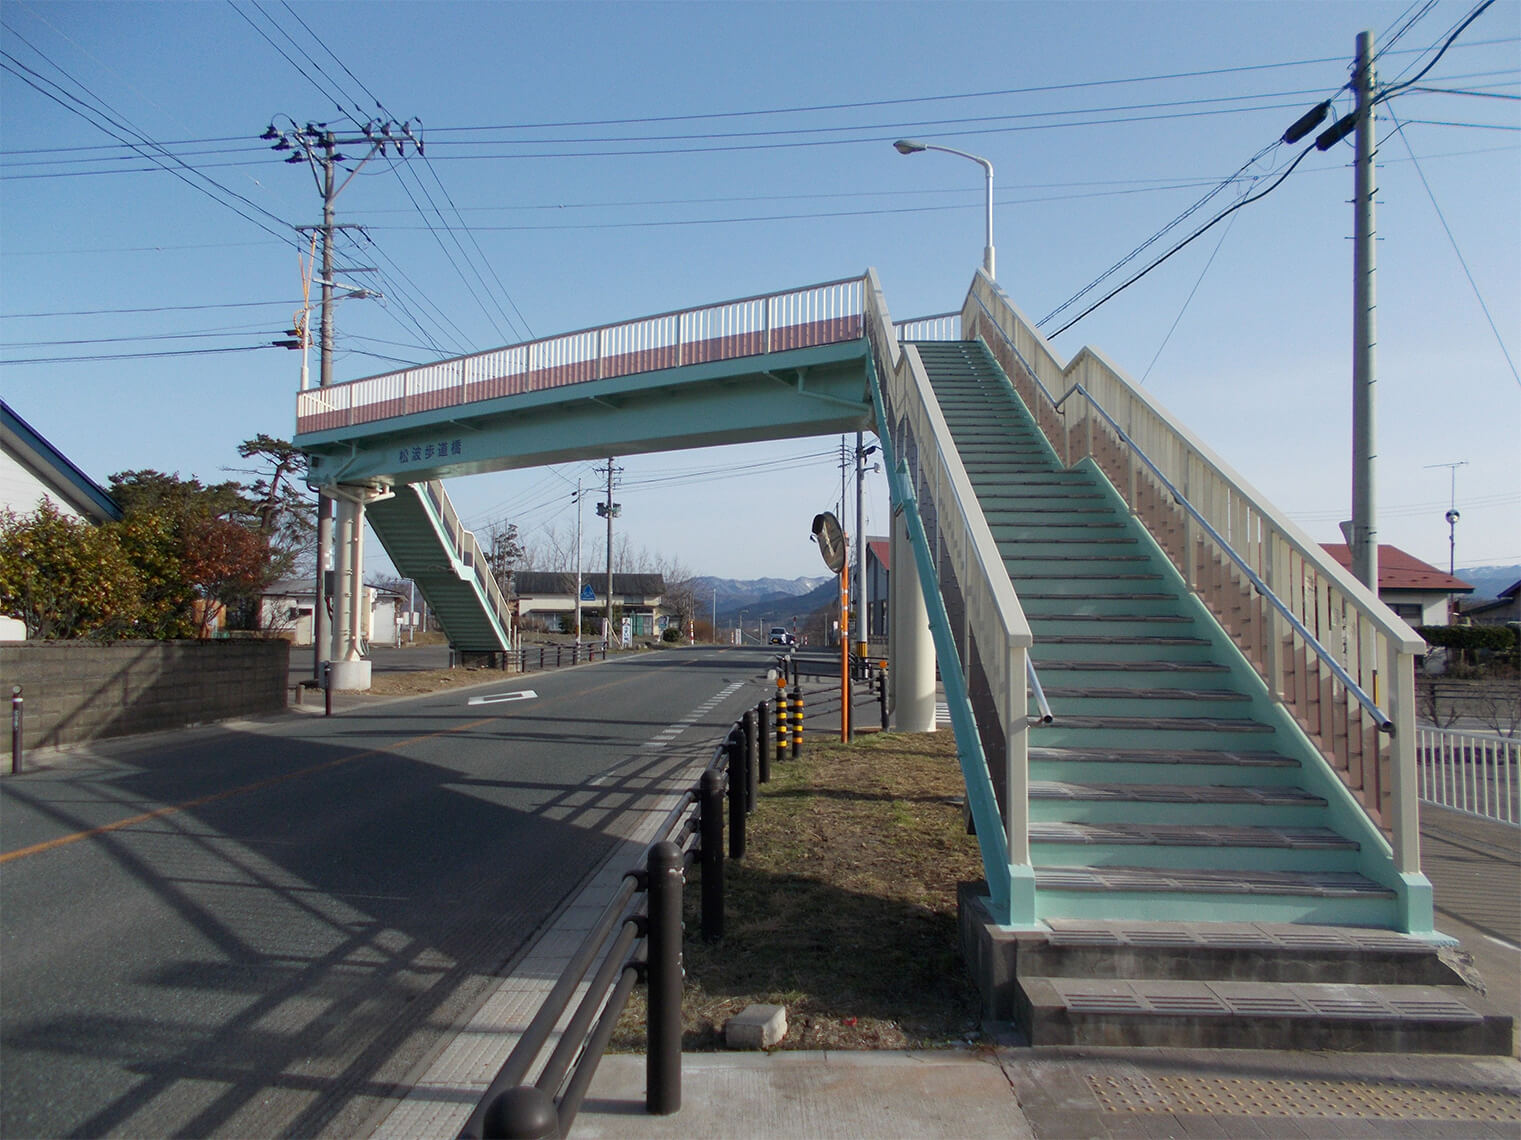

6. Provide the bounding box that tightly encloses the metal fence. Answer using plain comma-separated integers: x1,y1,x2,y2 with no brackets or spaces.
459,700,771,1139
1418,726,1519,827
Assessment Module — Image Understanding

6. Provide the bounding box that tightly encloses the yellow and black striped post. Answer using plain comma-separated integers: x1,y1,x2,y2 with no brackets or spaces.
790,684,803,754
774,677,790,764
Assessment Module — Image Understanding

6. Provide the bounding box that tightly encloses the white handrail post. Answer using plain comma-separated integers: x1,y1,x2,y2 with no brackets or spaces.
1388,638,1419,874
595,327,605,380
1005,638,1030,866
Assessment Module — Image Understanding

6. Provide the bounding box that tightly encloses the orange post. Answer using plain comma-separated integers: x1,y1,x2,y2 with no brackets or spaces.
840,560,850,741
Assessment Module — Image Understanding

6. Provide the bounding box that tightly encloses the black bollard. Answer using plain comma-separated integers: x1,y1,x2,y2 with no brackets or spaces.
790,685,803,755
481,1085,558,1139
10,686,22,775
646,840,683,1115
699,768,724,941
754,701,770,785
727,733,746,860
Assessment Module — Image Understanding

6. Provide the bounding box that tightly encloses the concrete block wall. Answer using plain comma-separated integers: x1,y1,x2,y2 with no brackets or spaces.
0,639,290,752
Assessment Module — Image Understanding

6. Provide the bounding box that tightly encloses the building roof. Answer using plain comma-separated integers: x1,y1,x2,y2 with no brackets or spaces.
1,399,122,522
867,538,890,571
513,571,665,598
1320,544,1473,594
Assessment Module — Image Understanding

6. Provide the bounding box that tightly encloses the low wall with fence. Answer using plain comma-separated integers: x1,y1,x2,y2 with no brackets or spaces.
2,639,290,754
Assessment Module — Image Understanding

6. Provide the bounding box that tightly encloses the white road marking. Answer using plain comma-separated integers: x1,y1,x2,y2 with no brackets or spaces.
1485,934,1520,952
467,689,539,706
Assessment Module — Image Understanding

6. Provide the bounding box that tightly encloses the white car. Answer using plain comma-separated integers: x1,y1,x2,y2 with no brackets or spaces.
767,626,795,646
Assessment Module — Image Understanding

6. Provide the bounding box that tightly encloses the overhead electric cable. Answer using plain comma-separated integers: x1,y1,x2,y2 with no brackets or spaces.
1377,0,1499,104
1045,143,1320,340
1386,105,1519,387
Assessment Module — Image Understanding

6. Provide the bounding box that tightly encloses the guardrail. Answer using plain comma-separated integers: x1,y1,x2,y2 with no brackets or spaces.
961,269,1426,876
459,701,770,1139
507,642,607,672
297,277,866,435
863,269,1031,925
1418,726,1519,827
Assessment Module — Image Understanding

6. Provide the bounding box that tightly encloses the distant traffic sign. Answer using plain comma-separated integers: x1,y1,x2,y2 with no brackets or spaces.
580,584,596,601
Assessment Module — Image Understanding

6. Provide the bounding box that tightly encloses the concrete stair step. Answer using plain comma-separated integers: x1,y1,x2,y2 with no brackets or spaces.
1016,976,1513,1053
1028,745,1296,769
1030,781,1317,807
1030,822,1360,873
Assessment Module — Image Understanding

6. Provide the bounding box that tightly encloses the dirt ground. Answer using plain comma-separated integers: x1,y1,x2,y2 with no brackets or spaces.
615,729,986,1052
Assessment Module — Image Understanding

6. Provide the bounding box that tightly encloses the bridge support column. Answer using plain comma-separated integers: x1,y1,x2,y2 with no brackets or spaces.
890,505,935,732
325,485,391,692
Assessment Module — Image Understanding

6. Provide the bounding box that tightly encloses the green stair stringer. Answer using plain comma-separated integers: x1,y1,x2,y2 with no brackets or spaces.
367,483,513,653
865,350,1029,928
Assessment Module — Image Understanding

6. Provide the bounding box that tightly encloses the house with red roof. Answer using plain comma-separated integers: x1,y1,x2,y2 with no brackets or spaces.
1320,544,1473,627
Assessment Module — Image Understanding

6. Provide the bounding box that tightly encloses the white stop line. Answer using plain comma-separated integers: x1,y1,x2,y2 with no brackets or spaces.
468,689,539,706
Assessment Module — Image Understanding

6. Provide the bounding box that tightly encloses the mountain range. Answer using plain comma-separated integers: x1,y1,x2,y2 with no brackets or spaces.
693,575,835,623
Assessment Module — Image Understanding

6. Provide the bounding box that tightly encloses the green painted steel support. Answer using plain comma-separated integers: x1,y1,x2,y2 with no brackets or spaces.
298,342,874,489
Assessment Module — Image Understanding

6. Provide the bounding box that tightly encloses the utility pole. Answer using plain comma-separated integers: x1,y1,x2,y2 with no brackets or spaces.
574,479,584,645
264,117,418,680
1349,30,1379,591
596,459,621,645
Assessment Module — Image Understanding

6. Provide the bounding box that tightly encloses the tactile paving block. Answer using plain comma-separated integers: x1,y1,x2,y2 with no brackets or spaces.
1085,1073,1521,1120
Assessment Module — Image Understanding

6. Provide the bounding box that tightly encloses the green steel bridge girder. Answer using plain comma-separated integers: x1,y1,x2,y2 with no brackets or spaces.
295,341,874,487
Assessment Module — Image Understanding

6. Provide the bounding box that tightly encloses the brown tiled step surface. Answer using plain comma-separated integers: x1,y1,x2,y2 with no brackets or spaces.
1031,782,1319,805
1018,977,1515,1053
1029,715,1273,733
1036,634,1209,646
1033,865,1389,898
1034,660,1226,673
1030,821,1356,850
1019,591,1175,601
1029,612,1191,624
1041,687,1246,702
1029,745,1296,768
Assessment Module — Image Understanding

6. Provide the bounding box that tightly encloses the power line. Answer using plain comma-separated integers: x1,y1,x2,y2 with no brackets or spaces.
423,40,1519,135
1377,0,1500,104
1386,104,1520,388
0,299,303,318
1,344,285,365
0,30,297,246
1045,143,1321,340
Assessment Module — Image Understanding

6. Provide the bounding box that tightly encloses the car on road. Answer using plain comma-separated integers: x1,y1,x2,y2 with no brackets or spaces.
768,626,795,646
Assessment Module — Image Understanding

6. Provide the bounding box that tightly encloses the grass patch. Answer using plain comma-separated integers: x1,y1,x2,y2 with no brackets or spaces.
613,730,985,1051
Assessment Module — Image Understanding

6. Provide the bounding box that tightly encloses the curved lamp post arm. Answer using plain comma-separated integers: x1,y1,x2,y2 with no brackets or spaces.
894,138,995,279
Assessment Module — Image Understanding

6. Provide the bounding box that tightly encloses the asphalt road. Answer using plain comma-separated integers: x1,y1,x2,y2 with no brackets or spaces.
0,646,770,1139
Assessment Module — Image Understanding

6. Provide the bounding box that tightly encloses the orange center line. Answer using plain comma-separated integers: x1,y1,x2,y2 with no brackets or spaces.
0,715,499,866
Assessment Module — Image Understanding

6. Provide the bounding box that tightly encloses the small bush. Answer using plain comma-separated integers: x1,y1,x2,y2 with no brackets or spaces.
661,627,682,643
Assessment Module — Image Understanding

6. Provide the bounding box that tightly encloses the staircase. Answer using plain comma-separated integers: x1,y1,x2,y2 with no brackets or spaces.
914,340,1512,1053
367,481,513,652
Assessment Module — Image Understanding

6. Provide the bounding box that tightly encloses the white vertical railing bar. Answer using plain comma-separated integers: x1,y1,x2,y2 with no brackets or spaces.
1418,726,1519,827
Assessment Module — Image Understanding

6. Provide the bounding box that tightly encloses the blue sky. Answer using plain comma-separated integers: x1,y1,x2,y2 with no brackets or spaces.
3,0,1517,582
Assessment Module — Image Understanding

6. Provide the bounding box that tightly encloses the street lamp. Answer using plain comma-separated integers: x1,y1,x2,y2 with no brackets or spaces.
893,138,995,279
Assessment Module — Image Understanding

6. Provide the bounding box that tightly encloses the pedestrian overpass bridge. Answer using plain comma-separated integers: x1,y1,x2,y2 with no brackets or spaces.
293,268,1438,950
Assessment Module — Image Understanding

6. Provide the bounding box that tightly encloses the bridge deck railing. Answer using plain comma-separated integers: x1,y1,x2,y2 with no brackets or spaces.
296,277,865,435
